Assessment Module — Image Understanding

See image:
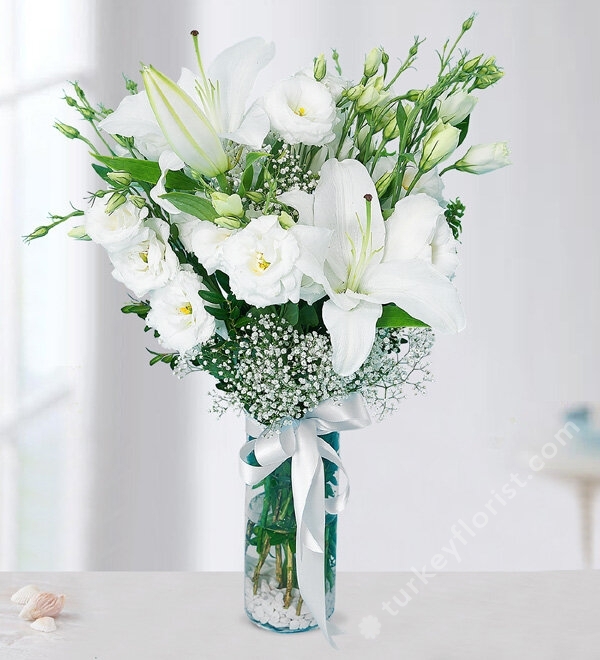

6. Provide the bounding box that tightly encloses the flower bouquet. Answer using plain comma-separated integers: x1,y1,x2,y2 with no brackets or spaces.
27,15,508,644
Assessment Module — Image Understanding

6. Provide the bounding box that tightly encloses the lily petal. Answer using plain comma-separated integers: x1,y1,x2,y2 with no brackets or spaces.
314,159,385,281
383,193,442,262
208,37,275,135
99,91,159,138
362,259,466,334
322,299,382,376
278,188,315,226
225,102,270,149
142,65,229,177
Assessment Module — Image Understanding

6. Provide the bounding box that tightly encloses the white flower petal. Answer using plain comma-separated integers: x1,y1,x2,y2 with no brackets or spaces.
362,260,465,334
322,299,382,376
208,37,275,135
277,189,315,226
383,193,442,262
314,159,385,280
224,102,270,149
99,91,159,138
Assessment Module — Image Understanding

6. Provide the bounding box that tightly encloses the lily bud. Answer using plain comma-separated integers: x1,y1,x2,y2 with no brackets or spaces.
106,171,133,186
105,192,127,214
142,65,229,178
278,211,295,229
375,170,395,197
419,121,461,172
211,192,244,218
454,142,510,174
364,47,382,78
214,216,242,230
438,91,478,126
313,54,327,82
54,121,80,139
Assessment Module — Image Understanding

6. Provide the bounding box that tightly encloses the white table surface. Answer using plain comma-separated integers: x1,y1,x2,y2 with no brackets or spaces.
1,571,599,659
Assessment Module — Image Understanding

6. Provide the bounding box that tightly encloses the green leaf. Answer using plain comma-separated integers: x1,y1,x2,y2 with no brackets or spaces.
94,155,197,190
205,305,229,321
121,302,151,318
281,302,299,326
91,163,113,183
455,114,470,147
376,304,429,328
160,192,219,221
299,303,320,329
198,290,225,305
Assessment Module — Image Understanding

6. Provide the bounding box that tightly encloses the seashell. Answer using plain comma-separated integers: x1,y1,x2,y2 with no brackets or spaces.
10,585,40,605
19,592,65,621
31,617,56,632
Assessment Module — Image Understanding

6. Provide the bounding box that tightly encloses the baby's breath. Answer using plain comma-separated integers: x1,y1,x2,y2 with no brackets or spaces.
175,313,434,426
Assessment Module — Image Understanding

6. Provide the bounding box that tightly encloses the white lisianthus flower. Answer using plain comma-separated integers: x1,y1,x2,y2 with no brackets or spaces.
454,142,511,174
109,218,179,297
263,75,337,146
219,214,328,307
146,268,215,353
84,196,148,251
437,90,478,126
185,218,235,274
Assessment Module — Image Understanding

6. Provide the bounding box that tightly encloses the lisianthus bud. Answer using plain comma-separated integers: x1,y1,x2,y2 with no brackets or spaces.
454,142,510,174
245,191,264,204
375,170,395,197
105,191,127,214
406,89,422,102
129,195,147,209
214,216,242,230
344,84,364,101
364,47,382,78
356,77,387,112
462,14,475,31
64,95,78,107
463,54,482,72
420,121,461,172
106,171,133,186
278,211,295,229
54,121,80,139
313,53,327,81
383,115,400,140
211,192,244,218
381,51,389,65
438,91,478,126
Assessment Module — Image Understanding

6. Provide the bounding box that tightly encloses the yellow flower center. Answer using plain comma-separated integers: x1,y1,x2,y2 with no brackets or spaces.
179,303,193,315
139,251,149,263
256,252,271,271
295,106,307,117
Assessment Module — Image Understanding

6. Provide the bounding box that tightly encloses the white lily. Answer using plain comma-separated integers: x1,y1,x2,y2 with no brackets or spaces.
99,38,274,205
280,159,465,376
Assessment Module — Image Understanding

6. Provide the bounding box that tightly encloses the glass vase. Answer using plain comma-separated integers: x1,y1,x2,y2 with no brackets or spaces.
244,431,339,633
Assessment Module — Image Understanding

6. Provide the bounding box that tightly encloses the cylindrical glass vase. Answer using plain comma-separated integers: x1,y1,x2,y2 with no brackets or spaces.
244,431,339,633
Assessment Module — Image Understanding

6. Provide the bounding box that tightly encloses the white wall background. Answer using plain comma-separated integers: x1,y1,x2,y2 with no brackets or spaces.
9,0,600,571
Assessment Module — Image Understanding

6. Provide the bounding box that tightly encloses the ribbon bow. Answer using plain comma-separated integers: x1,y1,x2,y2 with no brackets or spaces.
239,392,371,645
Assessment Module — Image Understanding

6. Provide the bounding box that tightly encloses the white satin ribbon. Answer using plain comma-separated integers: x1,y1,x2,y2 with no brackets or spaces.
239,392,371,646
